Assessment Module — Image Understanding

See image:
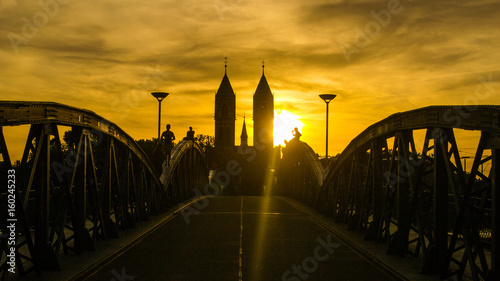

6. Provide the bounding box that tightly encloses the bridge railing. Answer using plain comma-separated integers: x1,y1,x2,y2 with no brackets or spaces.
278,140,324,205
159,139,208,206
278,106,499,281
0,101,207,278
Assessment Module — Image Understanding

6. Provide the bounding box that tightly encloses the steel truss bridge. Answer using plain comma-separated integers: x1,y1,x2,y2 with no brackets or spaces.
279,106,499,281
0,102,207,278
1,102,499,281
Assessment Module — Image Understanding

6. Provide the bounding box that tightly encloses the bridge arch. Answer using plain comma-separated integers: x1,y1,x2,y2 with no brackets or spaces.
277,106,499,280
159,139,208,206
0,101,207,274
277,140,324,205
315,105,499,281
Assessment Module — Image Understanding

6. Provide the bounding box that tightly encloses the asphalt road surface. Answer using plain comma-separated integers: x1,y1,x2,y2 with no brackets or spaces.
85,196,395,281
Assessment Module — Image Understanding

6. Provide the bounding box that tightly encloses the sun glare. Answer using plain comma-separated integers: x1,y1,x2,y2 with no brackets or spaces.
274,109,305,146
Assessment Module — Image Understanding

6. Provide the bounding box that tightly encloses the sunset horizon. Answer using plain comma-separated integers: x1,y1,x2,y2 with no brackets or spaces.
1,1,499,278
1,0,499,161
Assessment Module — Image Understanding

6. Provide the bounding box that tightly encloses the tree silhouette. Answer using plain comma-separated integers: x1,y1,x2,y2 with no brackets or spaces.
195,134,215,156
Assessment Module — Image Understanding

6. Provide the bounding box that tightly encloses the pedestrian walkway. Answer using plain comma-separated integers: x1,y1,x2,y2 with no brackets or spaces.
23,196,448,281
79,196,400,281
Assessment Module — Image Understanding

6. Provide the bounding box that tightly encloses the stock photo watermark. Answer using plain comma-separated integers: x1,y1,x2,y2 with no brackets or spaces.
110,267,135,281
50,119,120,184
8,0,72,53
178,149,258,224
213,0,243,20
443,74,496,127
383,74,496,190
179,113,296,224
179,167,234,224
5,169,17,274
281,235,341,281
339,0,404,63
111,64,169,121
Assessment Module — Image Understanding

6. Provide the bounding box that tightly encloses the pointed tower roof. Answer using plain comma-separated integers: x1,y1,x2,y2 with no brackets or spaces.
254,62,272,97
216,73,235,97
240,115,248,145
216,58,235,97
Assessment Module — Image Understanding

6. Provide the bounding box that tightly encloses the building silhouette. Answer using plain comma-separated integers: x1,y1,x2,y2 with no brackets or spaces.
240,115,248,147
253,65,274,151
214,64,236,148
210,61,277,195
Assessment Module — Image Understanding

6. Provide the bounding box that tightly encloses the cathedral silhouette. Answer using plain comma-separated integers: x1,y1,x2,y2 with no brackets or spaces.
208,61,279,195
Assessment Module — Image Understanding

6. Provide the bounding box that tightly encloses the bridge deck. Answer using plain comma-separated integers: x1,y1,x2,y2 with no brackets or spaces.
84,196,395,281
23,196,444,281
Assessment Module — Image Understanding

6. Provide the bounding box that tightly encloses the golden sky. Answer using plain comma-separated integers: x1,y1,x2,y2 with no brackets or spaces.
1,0,499,159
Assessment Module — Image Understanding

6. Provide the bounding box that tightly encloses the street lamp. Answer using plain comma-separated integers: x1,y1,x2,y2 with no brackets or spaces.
461,156,472,173
151,92,169,139
319,94,337,159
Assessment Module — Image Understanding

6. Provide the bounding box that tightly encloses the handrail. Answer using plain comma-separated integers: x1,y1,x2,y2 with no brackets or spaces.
0,101,159,186
326,105,500,182
160,139,205,188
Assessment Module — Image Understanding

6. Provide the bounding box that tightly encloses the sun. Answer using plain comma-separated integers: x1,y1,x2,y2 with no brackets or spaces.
274,109,305,146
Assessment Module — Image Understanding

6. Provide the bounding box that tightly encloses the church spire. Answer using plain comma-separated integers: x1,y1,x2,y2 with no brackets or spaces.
254,71,272,97
253,63,274,150
240,115,248,147
216,57,234,97
214,58,236,148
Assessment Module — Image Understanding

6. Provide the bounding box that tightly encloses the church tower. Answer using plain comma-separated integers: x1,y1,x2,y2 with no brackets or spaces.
253,63,274,150
214,59,236,147
240,115,248,147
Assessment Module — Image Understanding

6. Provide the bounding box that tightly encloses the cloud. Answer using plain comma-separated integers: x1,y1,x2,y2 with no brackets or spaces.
1,0,499,158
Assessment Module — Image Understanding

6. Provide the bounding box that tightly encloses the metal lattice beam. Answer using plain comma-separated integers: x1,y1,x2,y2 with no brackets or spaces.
280,105,500,281
0,101,208,278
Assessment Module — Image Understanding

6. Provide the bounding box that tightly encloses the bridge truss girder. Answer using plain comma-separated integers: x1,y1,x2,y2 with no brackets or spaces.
278,140,324,206
161,140,208,206
280,106,500,281
0,101,207,278
324,129,496,281
0,123,160,274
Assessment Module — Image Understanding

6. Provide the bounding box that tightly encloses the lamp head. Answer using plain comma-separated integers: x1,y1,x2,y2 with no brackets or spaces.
319,94,337,104
151,92,169,102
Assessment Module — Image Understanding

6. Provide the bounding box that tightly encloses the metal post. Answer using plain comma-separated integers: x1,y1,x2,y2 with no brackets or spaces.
157,100,162,139
492,148,500,280
326,102,329,158
35,124,60,269
434,128,449,274
151,92,169,140
319,94,337,159
397,131,412,256
35,126,50,266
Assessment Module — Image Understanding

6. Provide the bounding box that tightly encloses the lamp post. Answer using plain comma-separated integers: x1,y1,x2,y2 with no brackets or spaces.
151,92,169,139
461,156,471,173
319,94,336,159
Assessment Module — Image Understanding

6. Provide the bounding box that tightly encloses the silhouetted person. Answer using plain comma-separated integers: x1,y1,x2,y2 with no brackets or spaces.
161,124,175,165
292,127,301,141
184,126,195,140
